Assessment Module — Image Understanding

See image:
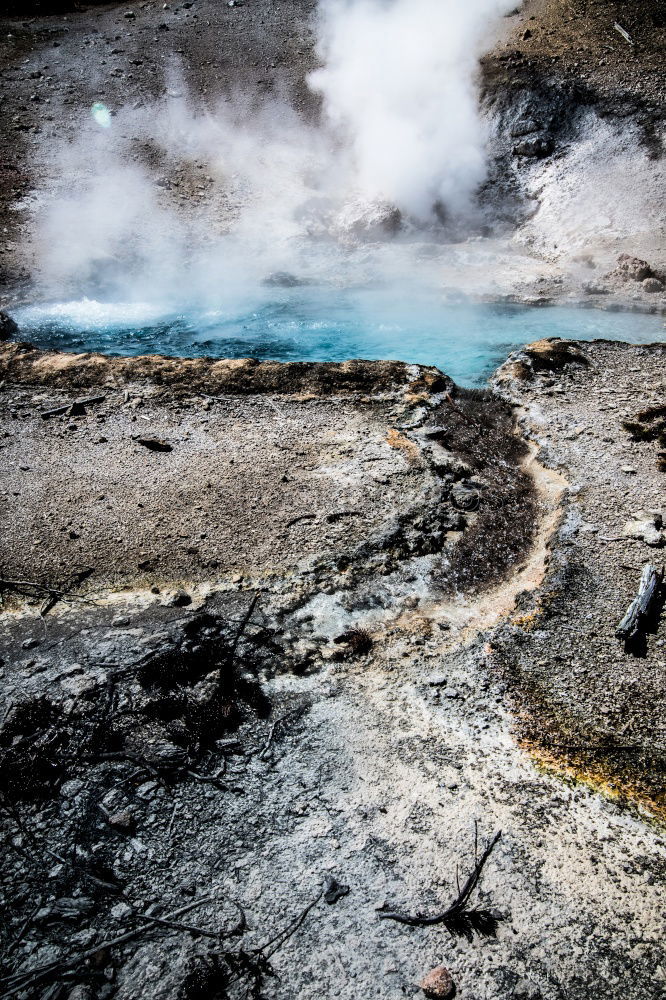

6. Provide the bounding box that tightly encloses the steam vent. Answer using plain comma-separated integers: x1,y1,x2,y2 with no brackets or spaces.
0,2,665,999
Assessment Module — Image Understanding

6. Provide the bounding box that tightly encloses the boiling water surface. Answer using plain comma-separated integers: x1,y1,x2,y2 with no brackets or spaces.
14,289,665,386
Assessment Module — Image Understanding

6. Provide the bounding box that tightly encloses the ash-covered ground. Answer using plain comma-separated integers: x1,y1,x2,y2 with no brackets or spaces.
0,341,664,1000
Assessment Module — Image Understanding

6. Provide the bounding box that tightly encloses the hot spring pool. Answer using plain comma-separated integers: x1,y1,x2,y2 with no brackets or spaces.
13,291,665,387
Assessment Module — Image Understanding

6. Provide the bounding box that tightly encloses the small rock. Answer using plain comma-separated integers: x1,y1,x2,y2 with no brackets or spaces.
623,513,664,547
642,277,664,293
513,135,553,158
510,117,542,138
0,310,18,341
612,254,652,282
582,281,608,295
621,466,637,475
22,638,40,650
67,986,93,1000
136,781,158,799
324,877,350,904
420,965,455,999
166,588,192,607
145,741,188,769
110,901,133,921
107,810,135,832
61,778,85,798
427,673,448,686
443,687,460,699
136,437,172,452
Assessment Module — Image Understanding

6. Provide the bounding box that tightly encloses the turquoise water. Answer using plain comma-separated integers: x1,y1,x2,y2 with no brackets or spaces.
14,290,664,386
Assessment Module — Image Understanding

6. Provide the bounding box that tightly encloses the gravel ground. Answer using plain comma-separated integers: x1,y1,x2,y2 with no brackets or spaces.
0,341,665,1000
491,338,665,813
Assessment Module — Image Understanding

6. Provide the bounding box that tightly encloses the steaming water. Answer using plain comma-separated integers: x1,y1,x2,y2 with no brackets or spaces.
14,291,664,386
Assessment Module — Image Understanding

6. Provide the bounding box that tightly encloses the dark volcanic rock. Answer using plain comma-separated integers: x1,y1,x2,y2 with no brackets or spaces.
0,311,18,341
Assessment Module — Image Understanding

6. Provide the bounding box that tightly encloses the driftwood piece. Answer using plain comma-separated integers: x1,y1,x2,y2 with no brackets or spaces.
615,563,663,640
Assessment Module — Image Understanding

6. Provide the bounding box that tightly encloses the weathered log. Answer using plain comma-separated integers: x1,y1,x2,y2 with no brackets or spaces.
616,563,663,640
40,394,106,418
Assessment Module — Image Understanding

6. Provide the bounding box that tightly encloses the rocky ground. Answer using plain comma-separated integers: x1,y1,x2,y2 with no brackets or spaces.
480,0,666,307
0,340,664,1000
491,337,666,813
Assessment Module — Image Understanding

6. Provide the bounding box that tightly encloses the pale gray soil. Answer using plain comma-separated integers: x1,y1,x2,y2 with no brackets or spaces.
0,342,665,1000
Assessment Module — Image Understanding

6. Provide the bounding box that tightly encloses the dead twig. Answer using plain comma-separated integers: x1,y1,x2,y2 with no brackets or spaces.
445,392,480,427
0,896,218,997
40,395,106,419
378,830,502,940
4,896,43,957
255,889,324,960
186,765,228,790
226,592,262,671
135,899,245,941
258,709,303,760
0,576,96,615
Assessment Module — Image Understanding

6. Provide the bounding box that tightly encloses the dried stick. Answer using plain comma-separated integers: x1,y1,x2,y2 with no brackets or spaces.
226,592,262,669
135,899,245,941
378,830,502,930
258,709,302,760
0,896,218,996
255,889,324,960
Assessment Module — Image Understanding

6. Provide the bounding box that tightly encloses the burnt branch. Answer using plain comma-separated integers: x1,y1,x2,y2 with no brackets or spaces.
378,830,503,940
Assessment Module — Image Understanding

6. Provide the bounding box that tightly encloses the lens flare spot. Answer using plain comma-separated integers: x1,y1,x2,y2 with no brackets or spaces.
91,102,112,128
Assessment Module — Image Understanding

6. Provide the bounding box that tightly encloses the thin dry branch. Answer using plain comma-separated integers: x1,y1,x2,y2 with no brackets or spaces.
378,830,502,939
0,895,242,997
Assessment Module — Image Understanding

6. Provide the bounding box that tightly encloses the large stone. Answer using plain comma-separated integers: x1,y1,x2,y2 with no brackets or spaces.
623,511,664,548
513,135,553,158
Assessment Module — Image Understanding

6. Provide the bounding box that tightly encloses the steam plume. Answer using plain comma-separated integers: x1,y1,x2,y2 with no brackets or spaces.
310,0,516,221
30,0,516,301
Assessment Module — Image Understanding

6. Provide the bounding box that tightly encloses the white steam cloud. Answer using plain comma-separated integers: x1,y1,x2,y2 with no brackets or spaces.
29,0,515,303
310,0,515,221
